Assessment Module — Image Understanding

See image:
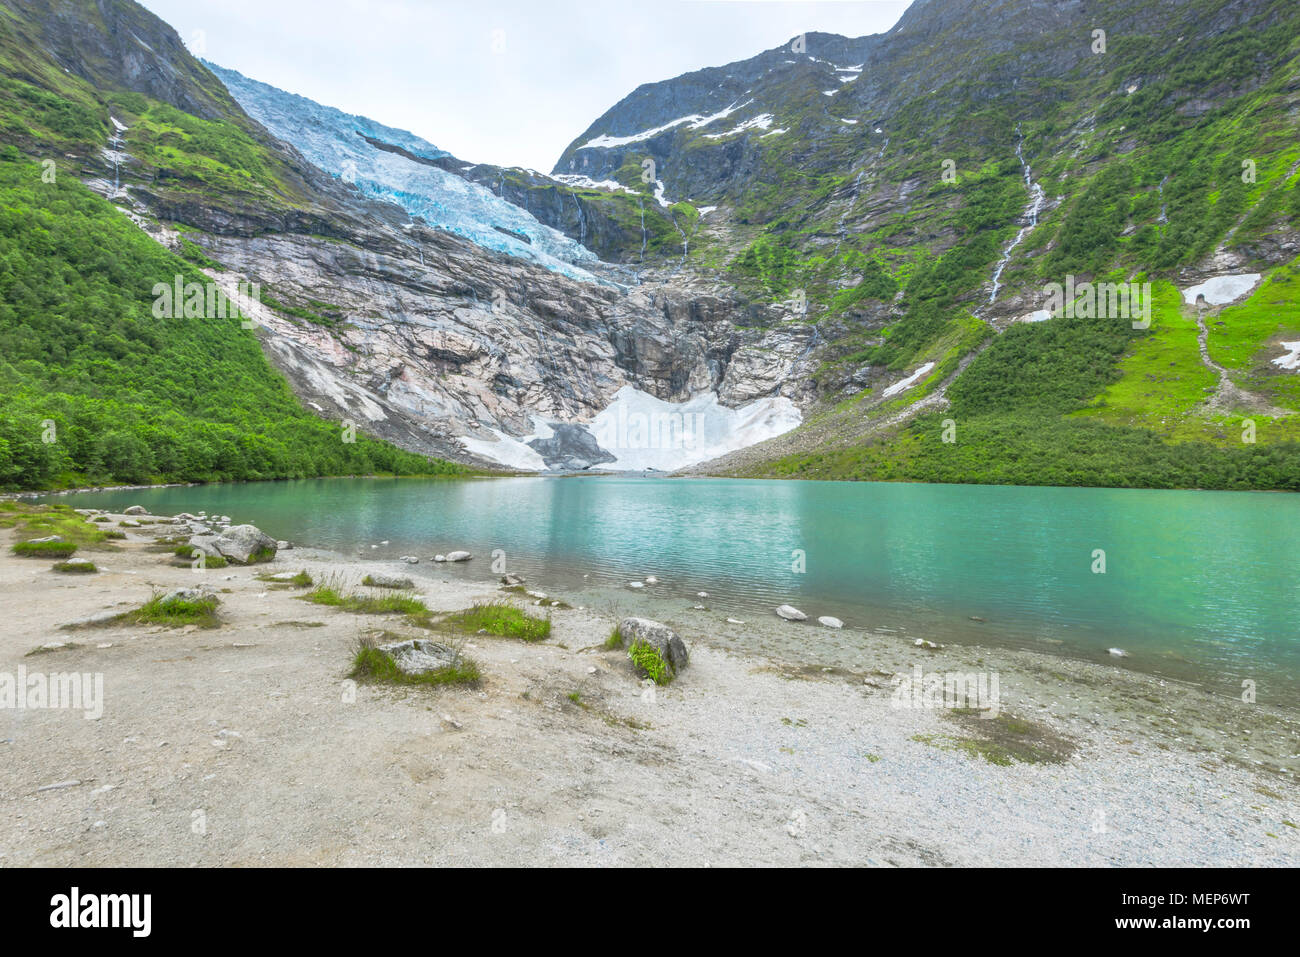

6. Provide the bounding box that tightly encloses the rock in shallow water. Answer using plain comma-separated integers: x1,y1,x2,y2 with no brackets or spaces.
775,604,807,621
818,616,843,629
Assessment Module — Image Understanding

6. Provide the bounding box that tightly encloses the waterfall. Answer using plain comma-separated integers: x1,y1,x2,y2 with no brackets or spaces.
988,125,1045,304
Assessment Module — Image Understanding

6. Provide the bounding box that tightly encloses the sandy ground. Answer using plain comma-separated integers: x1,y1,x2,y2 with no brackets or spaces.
1,511,1298,867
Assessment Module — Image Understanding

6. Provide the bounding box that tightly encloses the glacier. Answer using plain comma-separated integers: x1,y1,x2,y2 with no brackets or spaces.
207,63,604,281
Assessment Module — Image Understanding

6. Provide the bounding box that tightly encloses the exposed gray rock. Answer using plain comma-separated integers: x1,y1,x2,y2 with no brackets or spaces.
617,617,689,675
776,604,807,621
210,525,277,564
443,551,472,562
527,423,617,470
123,505,147,515
818,616,844,629
158,587,217,607
378,638,460,675
500,573,526,586
61,610,124,630
365,574,415,589
187,535,223,558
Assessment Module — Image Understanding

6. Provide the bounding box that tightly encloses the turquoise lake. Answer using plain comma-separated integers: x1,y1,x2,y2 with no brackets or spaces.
50,476,1300,697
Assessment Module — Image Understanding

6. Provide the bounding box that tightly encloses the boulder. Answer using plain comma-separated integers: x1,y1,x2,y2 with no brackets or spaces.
500,573,526,586
158,587,217,608
366,574,414,589
818,616,844,629
186,535,223,558
123,505,147,515
400,555,420,564
617,617,689,675
379,638,459,675
444,550,472,562
60,558,96,570
776,604,807,621
210,524,277,564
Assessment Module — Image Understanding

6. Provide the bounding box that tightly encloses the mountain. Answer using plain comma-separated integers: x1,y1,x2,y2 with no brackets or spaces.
0,0,820,486
553,0,1300,487
2,0,1299,490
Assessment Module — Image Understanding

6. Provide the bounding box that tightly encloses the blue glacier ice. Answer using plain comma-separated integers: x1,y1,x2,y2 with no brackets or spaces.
207,63,603,281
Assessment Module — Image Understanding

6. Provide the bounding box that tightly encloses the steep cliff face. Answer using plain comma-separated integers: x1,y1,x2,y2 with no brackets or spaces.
2,0,815,473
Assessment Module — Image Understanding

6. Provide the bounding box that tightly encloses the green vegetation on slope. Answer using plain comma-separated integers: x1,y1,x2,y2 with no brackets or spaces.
0,154,462,489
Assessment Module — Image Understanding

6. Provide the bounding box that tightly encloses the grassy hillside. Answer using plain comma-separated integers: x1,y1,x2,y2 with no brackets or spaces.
0,2,463,490
687,0,1300,488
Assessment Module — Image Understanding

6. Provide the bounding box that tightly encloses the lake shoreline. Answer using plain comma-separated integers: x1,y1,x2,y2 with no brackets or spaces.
1,506,1296,866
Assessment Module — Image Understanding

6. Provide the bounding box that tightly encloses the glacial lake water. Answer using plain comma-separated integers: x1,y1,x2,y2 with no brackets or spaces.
49,476,1300,698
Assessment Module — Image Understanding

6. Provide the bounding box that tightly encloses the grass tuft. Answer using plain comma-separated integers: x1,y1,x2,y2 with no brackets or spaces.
628,640,673,685
52,560,96,573
443,603,551,642
127,592,220,628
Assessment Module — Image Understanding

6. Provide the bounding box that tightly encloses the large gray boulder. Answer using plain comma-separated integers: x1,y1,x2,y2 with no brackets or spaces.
123,505,147,515
379,638,459,675
617,617,689,676
210,525,277,564
775,604,808,621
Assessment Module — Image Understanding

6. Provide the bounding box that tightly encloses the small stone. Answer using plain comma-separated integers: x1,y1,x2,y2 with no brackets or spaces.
775,604,807,621
818,616,844,629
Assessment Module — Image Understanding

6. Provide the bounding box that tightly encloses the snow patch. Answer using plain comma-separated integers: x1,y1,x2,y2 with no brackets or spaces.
882,362,936,398
1272,341,1300,371
702,113,775,138
1181,274,1261,306
579,100,752,149
590,387,801,472
552,173,636,194
459,429,547,471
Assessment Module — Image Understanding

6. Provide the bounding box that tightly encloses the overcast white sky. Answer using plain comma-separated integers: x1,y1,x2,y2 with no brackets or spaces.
138,0,909,172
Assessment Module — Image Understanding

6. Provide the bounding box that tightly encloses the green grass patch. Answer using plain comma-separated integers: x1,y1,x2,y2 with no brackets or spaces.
126,592,220,628
12,538,77,558
628,640,673,685
300,584,430,617
443,603,551,642
52,560,95,573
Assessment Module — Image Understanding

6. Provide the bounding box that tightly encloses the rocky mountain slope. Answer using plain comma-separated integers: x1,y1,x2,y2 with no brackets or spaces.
0,0,824,482
553,0,1300,487
4,0,1300,489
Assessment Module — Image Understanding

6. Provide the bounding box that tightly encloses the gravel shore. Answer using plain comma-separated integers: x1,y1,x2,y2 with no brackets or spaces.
1,509,1297,866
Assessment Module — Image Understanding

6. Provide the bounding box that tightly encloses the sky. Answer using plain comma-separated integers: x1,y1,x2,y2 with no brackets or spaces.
138,0,910,172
